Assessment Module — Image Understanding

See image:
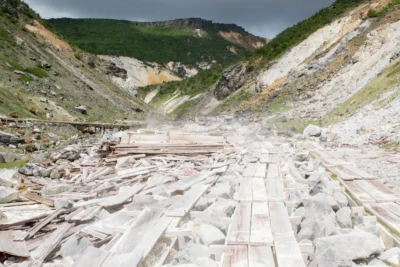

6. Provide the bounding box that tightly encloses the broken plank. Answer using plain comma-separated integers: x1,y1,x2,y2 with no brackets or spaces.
364,203,400,234
266,179,285,202
228,203,251,245
166,184,209,217
222,246,248,267
27,208,66,239
22,192,54,207
354,180,400,203
100,183,146,208
243,163,257,178
30,223,72,267
248,246,275,267
0,231,30,258
250,203,273,246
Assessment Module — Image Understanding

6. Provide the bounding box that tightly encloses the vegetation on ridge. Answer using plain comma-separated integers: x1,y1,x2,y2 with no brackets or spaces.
46,18,249,66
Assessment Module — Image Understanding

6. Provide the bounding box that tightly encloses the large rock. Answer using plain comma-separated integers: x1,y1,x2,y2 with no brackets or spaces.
173,243,210,264
378,247,400,267
336,207,352,228
327,196,340,211
300,193,337,239
333,191,349,208
61,237,92,261
213,63,246,100
196,224,225,245
294,152,310,162
18,166,33,176
204,198,236,217
368,259,390,266
309,179,334,196
195,257,218,267
204,182,233,199
55,198,74,210
0,211,7,223
0,186,19,204
41,184,72,196
314,229,383,267
303,125,322,137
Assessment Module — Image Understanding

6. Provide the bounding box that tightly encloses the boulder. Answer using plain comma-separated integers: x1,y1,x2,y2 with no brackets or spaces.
61,237,92,261
327,196,341,211
314,230,383,267
195,257,218,267
18,166,33,176
294,152,310,162
303,125,322,137
205,182,233,199
204,198,236,217
196,224,225,245
55,198,74,210
173,243,210,264
378,247,400,267
213,63,246,100
41,184,72,196
50,169,60,179
41,61,51,68
0,186,19,204
300,193,337,239
333,191,348,208
310,179,334,196
336,207,352,228
74,106,87,114
194,198,215,212
297,227,313,241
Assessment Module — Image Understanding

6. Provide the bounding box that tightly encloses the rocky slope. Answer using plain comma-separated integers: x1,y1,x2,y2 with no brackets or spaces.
0,0,156,123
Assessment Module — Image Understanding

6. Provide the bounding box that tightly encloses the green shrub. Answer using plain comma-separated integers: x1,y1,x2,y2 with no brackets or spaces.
74,52,82,61
367,9,379,18
25,67,49,78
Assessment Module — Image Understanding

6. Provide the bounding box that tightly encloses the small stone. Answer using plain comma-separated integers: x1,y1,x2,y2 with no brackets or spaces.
327,196,340,212
50,169,60,179
0,211,7,223
74,106,87,114
18,167,33,176
43,167,54,178
336,207,352,228
54,198,73,210
297,227,313,241
41,184,72,196
294,152,310,162
0,186,19,204
205,182,233,199
303,125,322,137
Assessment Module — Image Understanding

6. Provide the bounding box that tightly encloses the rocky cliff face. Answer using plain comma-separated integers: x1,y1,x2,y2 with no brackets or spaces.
214,63,247,101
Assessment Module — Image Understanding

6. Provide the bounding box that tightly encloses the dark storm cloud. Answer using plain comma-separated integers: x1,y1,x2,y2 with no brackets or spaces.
23,0,335,38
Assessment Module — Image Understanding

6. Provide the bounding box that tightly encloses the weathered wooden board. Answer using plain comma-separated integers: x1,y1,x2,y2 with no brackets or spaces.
222,246,248,267
22,192,54,207
100,183,146,207
321,158,351,167
27,208,66,239
228,203,252,245
275,243,306,267
250,203,273,246
328,165,362,181
252,179,268,202
343,165,377,180
342,181,376,203
364,203,400,234
354,180,400,203
379,202,400,217
267,164,279,179
266,179,285,202
243,163,257,178
0,231,30,258
169,133,225,144
238,179,253,203
269,202,294,243
248,246,275,267
166,184,209,216
254,163,267,178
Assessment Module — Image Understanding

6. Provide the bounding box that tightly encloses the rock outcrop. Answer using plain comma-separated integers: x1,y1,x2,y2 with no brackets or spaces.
214,63,246,101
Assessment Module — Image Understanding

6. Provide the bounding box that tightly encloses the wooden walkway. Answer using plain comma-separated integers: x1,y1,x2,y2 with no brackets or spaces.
224,142,306,267
304,141,400,235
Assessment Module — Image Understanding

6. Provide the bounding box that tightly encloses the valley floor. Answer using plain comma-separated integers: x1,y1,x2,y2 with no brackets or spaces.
0,116,399,267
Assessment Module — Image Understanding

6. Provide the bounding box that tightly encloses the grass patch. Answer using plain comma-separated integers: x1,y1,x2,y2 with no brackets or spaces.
0,26,11,41
0,87,43,119
323,59,400,125
265,96,291,113
24,67,49,78
367,0,400,17
214,89,252,113
20,74,33,82
0,161,25,169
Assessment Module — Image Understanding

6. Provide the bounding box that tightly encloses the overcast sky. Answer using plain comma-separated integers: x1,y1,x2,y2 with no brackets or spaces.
24,0,335,38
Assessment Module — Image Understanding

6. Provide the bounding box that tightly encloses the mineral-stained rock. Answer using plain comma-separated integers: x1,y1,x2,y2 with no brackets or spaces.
314,229,384,267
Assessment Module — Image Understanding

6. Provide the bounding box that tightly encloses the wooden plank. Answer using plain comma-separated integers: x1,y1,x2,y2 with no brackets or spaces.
238,179,252,203
250,203,273,246
170,170,215,192
169,133,225,144
100,183,146,207
252,179,268,202
248,246,275,267
275,243,306,267
364,203,400,234
109,208,163,254
342,181,376,203
343,165,376,180
254,163,267,178
222,246,248,267
243,163,257,178
267,164,279,179
22,192,54,207
368,180,400,200
70,206,102,222
321,158,351,166
354,180,400,203
266,179,285,202
328,165,362,181
27,208,66,239
228,203,251,245
30,223,72,267
269,202,294,243
166,184,209,217
379,202,400,217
